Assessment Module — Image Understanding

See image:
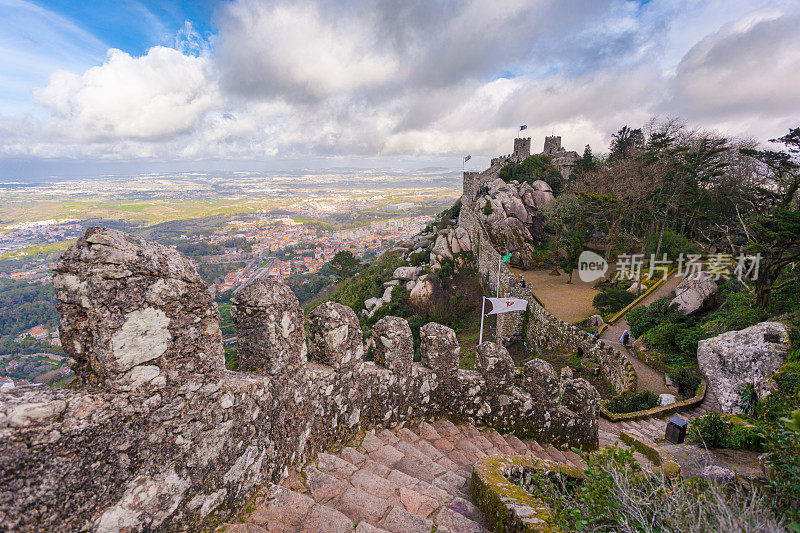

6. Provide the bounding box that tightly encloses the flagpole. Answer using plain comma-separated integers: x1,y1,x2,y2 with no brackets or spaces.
497,255,502,298
478,297,486,345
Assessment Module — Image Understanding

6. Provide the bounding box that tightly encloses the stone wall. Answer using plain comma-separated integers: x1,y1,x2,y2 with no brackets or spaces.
512,137,531,160
0,228,599,531
459,174,636,395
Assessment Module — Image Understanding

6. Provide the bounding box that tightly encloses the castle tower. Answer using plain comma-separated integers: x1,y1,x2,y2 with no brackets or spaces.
543,136,562,155
513,137,531,161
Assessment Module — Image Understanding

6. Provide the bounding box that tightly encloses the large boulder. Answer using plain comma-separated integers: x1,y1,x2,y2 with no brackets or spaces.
364,297,383,312
671,271,718,315
409,277,434,306
697,322,791,413
529,180,555,208
392,266,421,282
501,194,531,223
432,234,453,261
452,226,472,254
488,178,512,195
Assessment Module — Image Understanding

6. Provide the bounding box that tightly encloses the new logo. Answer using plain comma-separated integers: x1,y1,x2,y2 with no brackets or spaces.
578,250,608,282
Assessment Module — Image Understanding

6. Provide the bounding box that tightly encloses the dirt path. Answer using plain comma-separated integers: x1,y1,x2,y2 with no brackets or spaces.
512,267,686,395
511,268,600,323
601,274,683,394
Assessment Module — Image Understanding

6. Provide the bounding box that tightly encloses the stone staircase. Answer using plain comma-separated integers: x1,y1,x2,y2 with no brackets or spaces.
220,418,587,533
599,388,724,471
602,387,721,444
221,392,722,532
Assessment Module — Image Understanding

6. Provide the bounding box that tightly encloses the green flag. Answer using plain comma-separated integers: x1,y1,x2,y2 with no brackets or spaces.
501,253,512,263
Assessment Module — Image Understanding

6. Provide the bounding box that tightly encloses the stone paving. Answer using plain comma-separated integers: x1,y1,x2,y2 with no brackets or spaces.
600,274,683,395
221,418,588,532
221,391,728,533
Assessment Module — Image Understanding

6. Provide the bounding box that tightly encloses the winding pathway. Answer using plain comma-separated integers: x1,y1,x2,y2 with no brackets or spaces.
600,274,682,394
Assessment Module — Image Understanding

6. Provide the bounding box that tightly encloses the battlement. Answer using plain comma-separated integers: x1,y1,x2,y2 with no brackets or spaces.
513,137,531,160
543,135,562,155
0,227,599,531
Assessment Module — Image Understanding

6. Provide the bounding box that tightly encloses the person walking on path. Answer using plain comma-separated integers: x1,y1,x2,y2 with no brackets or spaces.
620,329,630,347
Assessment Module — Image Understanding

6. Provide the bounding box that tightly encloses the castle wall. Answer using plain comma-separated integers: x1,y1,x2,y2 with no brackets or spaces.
0,227,599,532
543,135,561,155
513,137,531,160
459,174,635,395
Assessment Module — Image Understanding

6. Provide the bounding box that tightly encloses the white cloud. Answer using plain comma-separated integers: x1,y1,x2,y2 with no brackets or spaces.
33,46,219,142
669,7,800,119
1,0,799,169
216,1,400,99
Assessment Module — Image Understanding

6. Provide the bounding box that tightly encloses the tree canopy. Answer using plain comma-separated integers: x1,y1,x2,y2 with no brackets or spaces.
498,154,564,195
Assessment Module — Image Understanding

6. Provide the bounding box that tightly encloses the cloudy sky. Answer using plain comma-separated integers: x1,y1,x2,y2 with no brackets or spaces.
1,0,799,178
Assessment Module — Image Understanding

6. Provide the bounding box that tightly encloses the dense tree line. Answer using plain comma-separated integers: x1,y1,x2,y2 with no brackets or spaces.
175,241,224,257
545,120,800,307
0,281,59,338
498,154,564,195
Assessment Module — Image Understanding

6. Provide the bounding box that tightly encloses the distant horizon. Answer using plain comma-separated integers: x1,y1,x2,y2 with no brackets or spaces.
2,0,798,177
0,154,491,182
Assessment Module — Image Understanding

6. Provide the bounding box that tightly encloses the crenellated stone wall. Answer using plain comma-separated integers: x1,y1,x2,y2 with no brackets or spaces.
0,227,599,532
458,162,636,395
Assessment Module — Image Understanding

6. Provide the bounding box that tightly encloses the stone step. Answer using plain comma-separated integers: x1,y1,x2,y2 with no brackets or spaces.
224,418,613,532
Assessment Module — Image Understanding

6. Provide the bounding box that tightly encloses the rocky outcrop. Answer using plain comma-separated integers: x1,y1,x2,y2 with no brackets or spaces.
409,276,434,306
697,322,791,414
671,272,718,315
392,266,422,282
473,178,550,268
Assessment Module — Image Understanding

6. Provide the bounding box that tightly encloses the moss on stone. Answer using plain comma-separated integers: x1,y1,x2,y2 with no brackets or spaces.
471,454,585,532
619,430,681,475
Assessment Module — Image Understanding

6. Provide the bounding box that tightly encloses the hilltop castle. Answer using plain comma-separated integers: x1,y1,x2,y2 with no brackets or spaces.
0,137,633,532
488,135,579,181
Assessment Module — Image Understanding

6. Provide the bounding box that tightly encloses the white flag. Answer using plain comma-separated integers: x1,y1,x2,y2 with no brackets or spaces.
486,297,528,315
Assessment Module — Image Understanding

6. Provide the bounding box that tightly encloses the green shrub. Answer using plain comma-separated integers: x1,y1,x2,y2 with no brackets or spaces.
728,425,764,452
642,322,681,353
643,230,702,260
592,287,636,316
740,382,759,415
765,428,800,524
497,154,564,195
526,445,783,531
690,413,731,448
668,368,701,398
604,391,660,414
326,251,405,315
754,364,800,426
626,297,684,338
625,306,650,338
436,257,456,280
690,413,764,451
408,248,431,266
